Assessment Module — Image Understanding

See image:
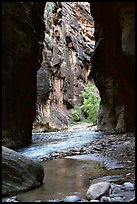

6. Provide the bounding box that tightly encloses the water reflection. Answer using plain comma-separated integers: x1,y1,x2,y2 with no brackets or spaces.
17,157,126,202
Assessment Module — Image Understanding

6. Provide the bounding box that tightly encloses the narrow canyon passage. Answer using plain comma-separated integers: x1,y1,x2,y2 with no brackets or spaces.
2,2,135,203
2,2,135,147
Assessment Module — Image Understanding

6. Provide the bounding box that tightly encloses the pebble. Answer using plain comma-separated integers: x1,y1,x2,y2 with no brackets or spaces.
100,196,111,202
129,197,135,202
109,193,125,198
121,182,135,191
2,196,18,202
111,184,122,194
89,200,99,202
46,199,63,202
63,195,81,202
110,196,125,202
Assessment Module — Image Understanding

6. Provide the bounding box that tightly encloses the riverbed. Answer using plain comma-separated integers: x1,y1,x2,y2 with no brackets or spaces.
10,124,135,202
15,125,101,160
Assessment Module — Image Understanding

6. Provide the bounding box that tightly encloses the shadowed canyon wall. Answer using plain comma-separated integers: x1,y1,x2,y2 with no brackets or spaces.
2,2,45,148
89,2,135,132
2,2,135,148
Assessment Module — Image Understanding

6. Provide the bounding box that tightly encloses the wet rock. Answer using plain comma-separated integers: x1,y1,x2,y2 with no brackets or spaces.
2,196,18,202
129,197,135,202
92,146,101,151
109,193,125,198
100,196,111,202
46,199,63,202
63,195,81,202
110,196,124,202
121,182,135,191
111,184,123,194
77,198,90,202
86,182,111,200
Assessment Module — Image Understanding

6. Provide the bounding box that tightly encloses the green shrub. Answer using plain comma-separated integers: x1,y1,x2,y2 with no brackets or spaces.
80,83,100,124
71,105,82,122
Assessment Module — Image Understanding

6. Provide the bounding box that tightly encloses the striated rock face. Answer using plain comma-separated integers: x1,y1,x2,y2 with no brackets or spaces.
2,146,44,196
2,2,45,148
33,2,95,132
89,2,135,132
2,2,135,148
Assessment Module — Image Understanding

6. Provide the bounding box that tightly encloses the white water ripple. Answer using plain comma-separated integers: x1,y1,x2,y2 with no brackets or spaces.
16,130,101,160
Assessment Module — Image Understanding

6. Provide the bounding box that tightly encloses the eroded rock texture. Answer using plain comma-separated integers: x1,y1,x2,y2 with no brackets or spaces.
33,2,95,131
2,2,45,148
2,2,135,148
89,2,135,131
2,146,44,196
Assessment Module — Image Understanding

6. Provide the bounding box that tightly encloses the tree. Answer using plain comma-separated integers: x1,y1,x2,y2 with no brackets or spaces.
80,83,100,124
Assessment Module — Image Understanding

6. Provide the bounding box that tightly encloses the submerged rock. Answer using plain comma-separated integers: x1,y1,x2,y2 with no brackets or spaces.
2,146,44,196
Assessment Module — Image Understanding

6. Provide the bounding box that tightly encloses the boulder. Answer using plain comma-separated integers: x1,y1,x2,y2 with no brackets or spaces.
2,146,44,196
86,181,111,200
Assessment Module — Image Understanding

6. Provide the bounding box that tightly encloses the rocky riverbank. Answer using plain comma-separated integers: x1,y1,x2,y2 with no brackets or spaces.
40,130,135,202
39,129,135,184
3,127,135,202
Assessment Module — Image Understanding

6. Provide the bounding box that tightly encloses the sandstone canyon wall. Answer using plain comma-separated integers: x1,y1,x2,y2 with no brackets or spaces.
33,2,95,132
89,2,135,132
2,2,45,148
2,2,135,149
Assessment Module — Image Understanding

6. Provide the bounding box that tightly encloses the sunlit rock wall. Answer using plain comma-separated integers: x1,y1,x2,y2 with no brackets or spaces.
2,2,45,148
33,2,95,132
89,2,135,132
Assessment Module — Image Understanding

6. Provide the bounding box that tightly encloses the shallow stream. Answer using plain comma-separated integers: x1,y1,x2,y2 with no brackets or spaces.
15,127,131,201
16,128,101,160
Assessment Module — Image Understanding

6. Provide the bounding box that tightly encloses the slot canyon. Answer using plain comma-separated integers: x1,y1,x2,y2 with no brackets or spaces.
2,2,135,202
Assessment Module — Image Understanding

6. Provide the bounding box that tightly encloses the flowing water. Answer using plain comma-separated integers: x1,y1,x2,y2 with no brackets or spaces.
15,126,130,202
16,128,101,160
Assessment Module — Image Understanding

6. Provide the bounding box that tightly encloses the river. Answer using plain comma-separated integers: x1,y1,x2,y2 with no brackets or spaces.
13,124,134,202
16,126,101,160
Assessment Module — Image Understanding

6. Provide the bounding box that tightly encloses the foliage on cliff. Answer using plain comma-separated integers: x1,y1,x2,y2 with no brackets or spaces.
80,83,100,124
71,83,100,125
